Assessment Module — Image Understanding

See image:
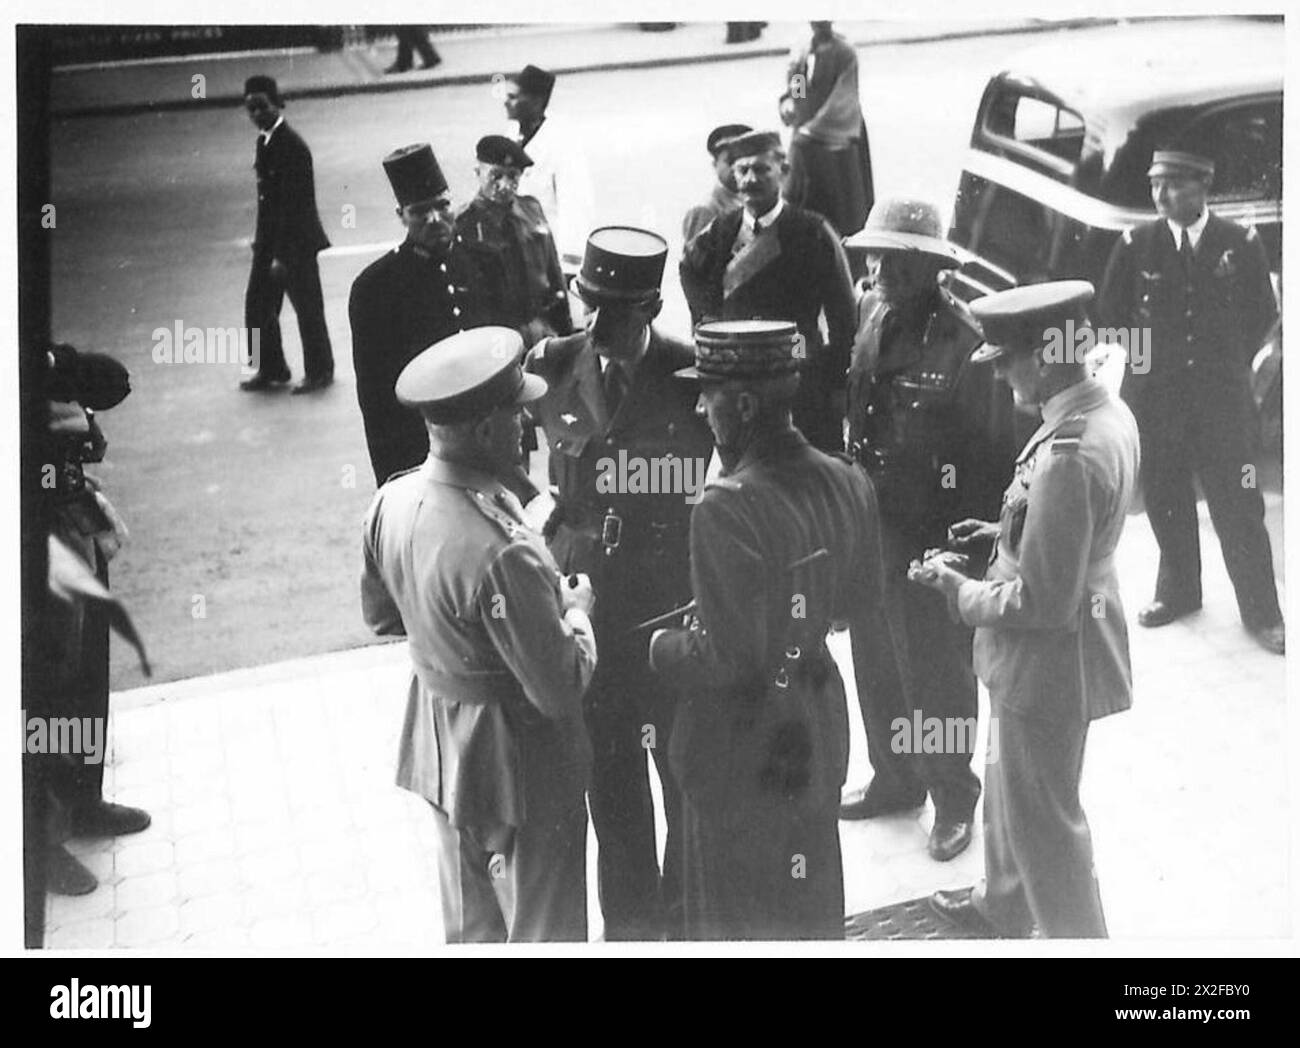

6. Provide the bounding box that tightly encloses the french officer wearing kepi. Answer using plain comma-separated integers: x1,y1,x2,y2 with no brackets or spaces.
649,319,897,941
914,282,1140,939
525,227,713,940
361,327,597,943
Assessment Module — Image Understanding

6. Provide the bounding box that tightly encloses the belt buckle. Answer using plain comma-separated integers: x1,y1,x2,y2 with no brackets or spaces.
601,509,622,555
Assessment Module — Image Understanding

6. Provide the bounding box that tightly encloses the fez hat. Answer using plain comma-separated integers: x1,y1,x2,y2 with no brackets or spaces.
383,143,449,207
970,280,1094,363
676,320,804,381
844,197,962,267
243,75,283,105
707,123,753,157
573,227,668,303
723,130,783,163
511,64,556,101
476,134,533,169
1147,149,1215,181
395,327,547,423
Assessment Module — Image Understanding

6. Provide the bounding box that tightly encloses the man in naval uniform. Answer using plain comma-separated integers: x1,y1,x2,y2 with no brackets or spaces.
525,227,714,940
917,282,1140,938
649,319,897,941
361,327,597,943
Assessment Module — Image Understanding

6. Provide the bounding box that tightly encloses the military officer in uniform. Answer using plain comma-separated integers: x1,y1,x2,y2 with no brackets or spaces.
361,327,597,943
350,143,481,486
679,131,857,453
839,198,1019,861
649,320,897,941
918,282,1140,938
681,123,751,245
525,227,714,940
1098,149,1283,654
455,135,573,346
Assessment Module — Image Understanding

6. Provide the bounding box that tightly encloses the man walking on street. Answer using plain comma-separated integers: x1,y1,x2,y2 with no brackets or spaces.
526,227,713,940
918,281,1140,939
361,327,597,942
239,75,335,395
1098,149,1283,654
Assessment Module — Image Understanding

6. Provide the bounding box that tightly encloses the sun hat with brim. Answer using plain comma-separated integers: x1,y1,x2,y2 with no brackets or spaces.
843,197,961,267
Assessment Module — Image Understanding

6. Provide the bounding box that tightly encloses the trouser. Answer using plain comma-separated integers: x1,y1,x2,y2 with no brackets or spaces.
852,521,981,822
244,251,334,381
1131,377,1280,626
428,794,587,944
680,789,843,941
975,704,1107,939
584,641,683,940
393,28,439,68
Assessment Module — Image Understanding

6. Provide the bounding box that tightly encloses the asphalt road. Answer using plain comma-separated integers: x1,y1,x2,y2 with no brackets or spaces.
36,27,1215,687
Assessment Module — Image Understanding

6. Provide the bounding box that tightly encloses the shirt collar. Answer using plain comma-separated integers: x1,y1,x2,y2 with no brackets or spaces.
1040,376,1109,430
259,115,285,144
742,196,784,234
1167,208,1209,250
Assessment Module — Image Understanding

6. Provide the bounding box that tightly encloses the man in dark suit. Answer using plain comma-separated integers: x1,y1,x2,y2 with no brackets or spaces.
1098,149,1283,654
525,227,713,940
649,319,896,940
679,130,857,453
239,75,335,394
349,143,482,486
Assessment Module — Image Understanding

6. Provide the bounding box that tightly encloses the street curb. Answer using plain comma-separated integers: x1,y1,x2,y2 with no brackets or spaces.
51,18,1120,119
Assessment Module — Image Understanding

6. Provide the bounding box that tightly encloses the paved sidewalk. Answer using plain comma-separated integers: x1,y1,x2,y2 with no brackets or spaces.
50,19,1114,117
43,488,1287,949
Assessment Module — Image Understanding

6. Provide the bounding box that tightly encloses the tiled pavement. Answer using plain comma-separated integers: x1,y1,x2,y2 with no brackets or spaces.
44,491,1287,948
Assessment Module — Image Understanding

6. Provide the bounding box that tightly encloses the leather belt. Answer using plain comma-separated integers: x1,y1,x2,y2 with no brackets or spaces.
553,500,689,557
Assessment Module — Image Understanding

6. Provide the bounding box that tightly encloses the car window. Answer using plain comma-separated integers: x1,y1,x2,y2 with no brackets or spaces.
986,87,1086,167
1186,100,1282,202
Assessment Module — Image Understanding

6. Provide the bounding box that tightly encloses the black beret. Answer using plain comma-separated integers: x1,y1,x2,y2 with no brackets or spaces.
243,75,282,105
476,135,533,169
46,343,131,410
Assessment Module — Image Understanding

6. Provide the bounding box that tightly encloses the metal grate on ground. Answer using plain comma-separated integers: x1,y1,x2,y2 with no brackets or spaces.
845,896,985,941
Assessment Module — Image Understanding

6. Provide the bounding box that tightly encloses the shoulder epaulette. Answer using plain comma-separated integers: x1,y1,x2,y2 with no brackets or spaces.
380,464,421,486
1050,414,1088,454
467,488,525,540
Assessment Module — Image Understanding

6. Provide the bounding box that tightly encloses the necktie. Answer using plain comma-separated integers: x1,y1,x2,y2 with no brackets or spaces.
1180,228,1194,275
603,361,627,417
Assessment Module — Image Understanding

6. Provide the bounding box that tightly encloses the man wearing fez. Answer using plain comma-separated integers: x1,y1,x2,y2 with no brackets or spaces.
779,21,875,237
455,135,573,347
361,327,597,942
1098,149,1283,654
504,63,595,270
681,122,751,245
525,227,713,940
839,198,1019,862
916,282,1140,938
350,143,480,486
680,131,857,454
239,75,335,394
649,320,896,940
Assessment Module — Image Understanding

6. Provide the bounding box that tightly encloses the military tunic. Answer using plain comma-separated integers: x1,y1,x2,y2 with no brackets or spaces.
526,328,714,940
954,377,1140,937
361,457,596,942
455,194,573,340
651,427,896,940
846,286,1018,821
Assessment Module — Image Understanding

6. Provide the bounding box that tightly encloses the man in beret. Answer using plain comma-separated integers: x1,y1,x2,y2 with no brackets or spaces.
838,197,1019,862
649,320,897,940
503,64,594,270
525,227,713,940
681,123,751,244
350,143,484,486
1098,149,1283,654
680,131,857,454
455,135,572,347
239,75,335,394
361,327,597,942
915,281,1140,938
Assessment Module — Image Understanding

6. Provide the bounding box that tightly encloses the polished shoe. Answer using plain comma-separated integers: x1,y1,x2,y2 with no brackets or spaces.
929,887,999,937
239,371,290,392
1137,599,1199,628
928,820,973,862
1248,620,1285,655
70,801,152,839
47,845,98,896
290,375,334,395
384,62,412,75
839,784,926,821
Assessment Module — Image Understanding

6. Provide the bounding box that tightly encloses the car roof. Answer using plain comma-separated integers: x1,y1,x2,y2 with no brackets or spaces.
992,17,1282,121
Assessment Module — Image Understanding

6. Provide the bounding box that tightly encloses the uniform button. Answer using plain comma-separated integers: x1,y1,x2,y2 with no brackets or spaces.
447,285,455,293
453,307,461,316
439,264,448,273
865,405,875,416
911,400,921,410
1185,309,1193,318
1185,334,1193,343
